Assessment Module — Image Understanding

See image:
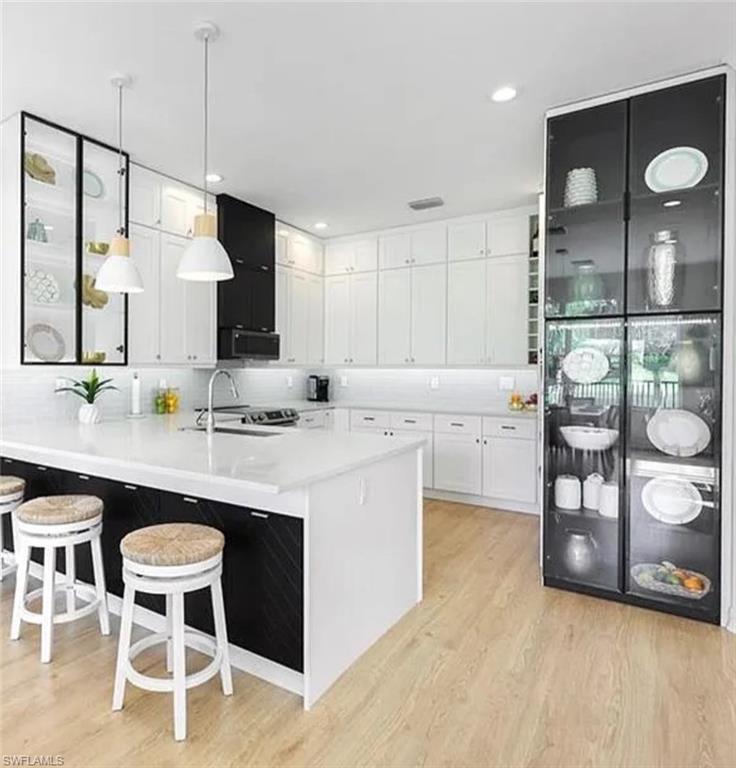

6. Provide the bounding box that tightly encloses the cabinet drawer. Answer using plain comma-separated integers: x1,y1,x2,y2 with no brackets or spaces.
298,410,327,429
350,409,390,429
389,411,433,431
433,414,482,436
482,417,537,440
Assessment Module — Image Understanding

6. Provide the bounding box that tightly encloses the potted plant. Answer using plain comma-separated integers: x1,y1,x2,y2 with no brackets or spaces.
55,369,117,424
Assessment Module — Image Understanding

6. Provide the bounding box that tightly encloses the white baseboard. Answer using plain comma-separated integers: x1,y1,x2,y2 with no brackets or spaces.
23,560,304,697
424,489,538,515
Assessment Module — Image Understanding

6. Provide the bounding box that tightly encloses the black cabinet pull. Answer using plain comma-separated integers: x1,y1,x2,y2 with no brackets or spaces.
403,419,416,424
182,497,198,504
363,416,375,422
450,422,464,427
501,425,516,431
250,511,269,519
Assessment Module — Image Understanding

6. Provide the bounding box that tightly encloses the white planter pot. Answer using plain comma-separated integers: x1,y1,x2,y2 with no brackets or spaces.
78,403,100,424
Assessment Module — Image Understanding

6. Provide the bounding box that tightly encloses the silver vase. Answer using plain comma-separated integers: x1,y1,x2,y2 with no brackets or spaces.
647,230,678,308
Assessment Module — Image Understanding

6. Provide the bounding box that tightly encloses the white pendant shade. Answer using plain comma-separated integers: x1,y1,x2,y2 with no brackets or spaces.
95,235,144,293
177,212,234,281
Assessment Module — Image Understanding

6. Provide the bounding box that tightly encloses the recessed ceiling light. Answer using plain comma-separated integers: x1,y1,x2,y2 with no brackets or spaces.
205,173,223,183
663,199,681,207
314,222,328,230
491,85,517,103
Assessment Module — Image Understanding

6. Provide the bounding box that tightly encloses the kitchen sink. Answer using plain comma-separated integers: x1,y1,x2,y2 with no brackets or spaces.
179,426,282,437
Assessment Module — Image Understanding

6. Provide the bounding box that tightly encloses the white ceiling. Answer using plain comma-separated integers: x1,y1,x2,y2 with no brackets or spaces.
2,2,734,236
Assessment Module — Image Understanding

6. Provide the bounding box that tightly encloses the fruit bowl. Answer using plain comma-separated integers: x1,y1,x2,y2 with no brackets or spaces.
560,426,618,451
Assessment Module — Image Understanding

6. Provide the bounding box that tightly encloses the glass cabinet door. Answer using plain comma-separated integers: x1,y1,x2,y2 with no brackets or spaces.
627,75,725,314
625,314,720,620
545,101,627,318
80,139,127,364
543,318,624,591
22,116,78,363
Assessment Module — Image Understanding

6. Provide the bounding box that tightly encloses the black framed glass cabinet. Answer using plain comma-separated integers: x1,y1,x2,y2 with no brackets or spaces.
542,70,730,624
21,112,129,365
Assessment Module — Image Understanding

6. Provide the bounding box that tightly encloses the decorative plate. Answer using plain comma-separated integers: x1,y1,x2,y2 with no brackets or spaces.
631,562,710,600
25,269,60,304
644,147,708,193
561,346,610,384
646,408,711,458
26,323,65,362
83,169,104,198
641,476,703,525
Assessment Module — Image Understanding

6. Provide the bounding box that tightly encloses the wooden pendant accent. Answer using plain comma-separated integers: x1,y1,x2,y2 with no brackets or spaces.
109,235,130,257
193,213,217,238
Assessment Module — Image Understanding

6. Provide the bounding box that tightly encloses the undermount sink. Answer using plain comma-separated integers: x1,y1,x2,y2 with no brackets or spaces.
179,426,282,438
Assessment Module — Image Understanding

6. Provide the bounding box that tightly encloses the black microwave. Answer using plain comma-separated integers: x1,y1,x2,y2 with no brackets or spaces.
218,328,280,360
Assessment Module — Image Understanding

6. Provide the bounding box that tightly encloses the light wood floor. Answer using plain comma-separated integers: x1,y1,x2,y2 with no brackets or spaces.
1,500,735,768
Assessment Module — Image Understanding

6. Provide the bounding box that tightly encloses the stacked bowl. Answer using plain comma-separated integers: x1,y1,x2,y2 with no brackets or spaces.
564,167,598,207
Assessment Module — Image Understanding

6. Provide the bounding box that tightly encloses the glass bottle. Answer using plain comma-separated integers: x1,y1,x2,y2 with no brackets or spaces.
646,230,680,309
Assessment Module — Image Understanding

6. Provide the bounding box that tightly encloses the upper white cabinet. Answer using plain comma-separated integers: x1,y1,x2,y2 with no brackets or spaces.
324,272,377,364
448,212,528,261
325,238,378,275
379,263,446,365
447,259,486,364
276,266,323,364
378,233,410,270
379,226,446,269
275,224,323,274
129,164,214,238
128,224,160,364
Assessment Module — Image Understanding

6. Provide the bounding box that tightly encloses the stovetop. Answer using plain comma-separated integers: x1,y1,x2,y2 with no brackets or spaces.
193,404,300,425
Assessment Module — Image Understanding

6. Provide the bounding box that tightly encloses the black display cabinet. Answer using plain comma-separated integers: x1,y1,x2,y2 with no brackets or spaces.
542,73,727,623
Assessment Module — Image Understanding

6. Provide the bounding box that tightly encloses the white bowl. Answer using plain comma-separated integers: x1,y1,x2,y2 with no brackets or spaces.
560,426,619,451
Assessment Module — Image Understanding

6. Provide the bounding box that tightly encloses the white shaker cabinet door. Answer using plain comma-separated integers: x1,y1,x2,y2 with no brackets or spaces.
410,226,447,266
306,273,324,364
482,436,537,503
378,267,411,364
160,182,193,237
275,267,290,362
392,428,434,488
324,275,351,364
159,233,189,364
486,254,527,366
379,233,411,270
275,231,290,267
352,238,378,272
487,213,528,257
349,272,378,365
128,224,161,364
447,259,486,365
184,279,216,365
324,242,353,275
129,166,161,228
448,220,486,261
411,263,446,364
288,270,310,365
434,433,482,495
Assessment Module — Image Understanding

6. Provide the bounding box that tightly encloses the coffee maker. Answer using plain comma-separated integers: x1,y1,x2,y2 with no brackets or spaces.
307,375,330,402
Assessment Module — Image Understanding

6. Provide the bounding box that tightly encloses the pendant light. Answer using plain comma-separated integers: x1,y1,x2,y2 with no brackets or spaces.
95,75,144,293
177,22,233,282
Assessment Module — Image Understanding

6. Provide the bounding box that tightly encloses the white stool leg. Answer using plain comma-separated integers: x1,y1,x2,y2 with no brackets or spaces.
211,579,233,696
10,536,29,640
165,594,173,673
40,546,55,663
90,534,110,636
112,585,135,710
65,544,76,614
171,592,187,741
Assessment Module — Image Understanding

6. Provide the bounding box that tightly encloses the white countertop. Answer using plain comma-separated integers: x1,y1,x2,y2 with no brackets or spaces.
0,415,424,496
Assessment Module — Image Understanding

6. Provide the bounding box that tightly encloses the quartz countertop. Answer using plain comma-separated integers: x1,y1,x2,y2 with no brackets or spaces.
0,415,425,496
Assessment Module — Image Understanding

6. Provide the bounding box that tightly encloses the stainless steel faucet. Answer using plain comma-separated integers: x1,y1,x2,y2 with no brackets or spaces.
205,369,240,434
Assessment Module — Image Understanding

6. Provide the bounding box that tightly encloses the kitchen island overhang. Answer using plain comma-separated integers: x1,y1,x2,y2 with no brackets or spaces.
0,417,425,708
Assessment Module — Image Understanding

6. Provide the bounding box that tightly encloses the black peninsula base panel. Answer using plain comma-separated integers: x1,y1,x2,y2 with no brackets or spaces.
0,457,304,673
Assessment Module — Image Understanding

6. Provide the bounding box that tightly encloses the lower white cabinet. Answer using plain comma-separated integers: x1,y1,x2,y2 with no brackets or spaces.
276,267,323,364
481,436,537,503
433,432,482,495
392,429,433,489
129,226,215,366
324,272,377,365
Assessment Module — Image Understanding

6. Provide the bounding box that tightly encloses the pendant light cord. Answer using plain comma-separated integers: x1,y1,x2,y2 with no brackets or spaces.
117,82,124,234
203,33,209,214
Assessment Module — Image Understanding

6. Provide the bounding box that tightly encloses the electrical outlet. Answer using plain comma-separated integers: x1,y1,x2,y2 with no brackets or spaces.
499,376,515,391
429,376,440,390
286,376,293,388
340,375,348,387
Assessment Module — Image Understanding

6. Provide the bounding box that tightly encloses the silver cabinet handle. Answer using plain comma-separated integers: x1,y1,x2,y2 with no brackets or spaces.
251,511,269,519
124,484,138,490
182,497,198,504
78,474,90,480
36,466,47,472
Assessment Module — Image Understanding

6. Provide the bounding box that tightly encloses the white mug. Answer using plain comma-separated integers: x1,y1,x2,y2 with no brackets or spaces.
599,482,619,518
555,474,581,510
583,473,604,510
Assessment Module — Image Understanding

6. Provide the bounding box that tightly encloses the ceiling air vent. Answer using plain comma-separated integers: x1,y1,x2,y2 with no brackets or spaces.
408,196,444,211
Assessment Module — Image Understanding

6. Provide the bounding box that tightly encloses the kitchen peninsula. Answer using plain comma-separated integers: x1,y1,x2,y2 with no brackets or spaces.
0,416,424,708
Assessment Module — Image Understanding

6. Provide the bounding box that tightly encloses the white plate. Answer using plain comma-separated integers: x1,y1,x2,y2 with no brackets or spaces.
562,346,610,384
83,169,104,198
646,408,711,458
644,147,708,193
641,476,703,525
26,323,66,362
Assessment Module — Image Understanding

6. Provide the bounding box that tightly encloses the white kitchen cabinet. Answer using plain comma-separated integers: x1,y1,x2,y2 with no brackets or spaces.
324,275,351,364
378,268,412,364
482,436,537,503
433,432,482,495
392,428,433,488
325,238,377,275
306,273,324,364
486,254,528,366
277,266,322,364
411,263,446,364
325,271,377,364
448,220,486,262
161,182,194,237
325,408,350,432
129,225,161,364
129,167,161,228
447,259,486,364
159,234,188,364
276,226,323,274
487,214,528,257
378,233,411,270
298,410,327,429
410,226,446,266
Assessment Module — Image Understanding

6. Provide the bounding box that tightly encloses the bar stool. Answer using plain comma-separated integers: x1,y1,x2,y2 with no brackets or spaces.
0,476,25,580
10,495,110,663
112,523,232,741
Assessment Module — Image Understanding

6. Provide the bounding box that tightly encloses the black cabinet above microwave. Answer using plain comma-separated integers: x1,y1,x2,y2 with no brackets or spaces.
217,194,275,273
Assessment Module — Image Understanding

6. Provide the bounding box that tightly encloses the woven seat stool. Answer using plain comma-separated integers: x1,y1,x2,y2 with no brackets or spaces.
0,476,25,580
